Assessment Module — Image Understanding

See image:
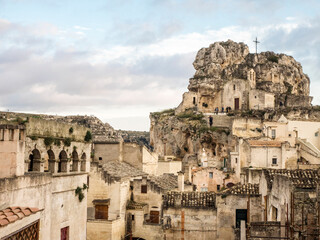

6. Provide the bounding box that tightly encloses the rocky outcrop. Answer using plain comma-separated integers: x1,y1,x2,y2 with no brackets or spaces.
150,109,235,168
190,40,311,104
150,40,316,168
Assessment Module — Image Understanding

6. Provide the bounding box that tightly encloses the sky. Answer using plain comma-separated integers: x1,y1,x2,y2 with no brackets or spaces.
0,0,319,131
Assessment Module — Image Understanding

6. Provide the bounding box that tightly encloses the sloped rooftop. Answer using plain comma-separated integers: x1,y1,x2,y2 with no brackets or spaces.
264,169,320,189
0,207,39,227
102,161,148,179
220,183,260,196
149,174,178,191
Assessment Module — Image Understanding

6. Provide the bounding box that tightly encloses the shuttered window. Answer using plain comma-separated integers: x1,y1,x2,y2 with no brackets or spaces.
95,205,108,220
141,185,147,194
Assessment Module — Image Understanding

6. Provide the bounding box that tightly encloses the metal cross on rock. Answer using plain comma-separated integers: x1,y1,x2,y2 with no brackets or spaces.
253,37,260,54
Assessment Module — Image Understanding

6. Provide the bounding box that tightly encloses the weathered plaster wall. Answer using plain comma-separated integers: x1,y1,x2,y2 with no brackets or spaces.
176,92,197,114
288,120,320,148
232,118,263,139
192,167,238,192
0,127,25,178
216,195,262,240
142,147,158,175
157,161,182,175
0,173,87,240
123,143,143,169
163,208,217,240
87,218,123,240
249,89,275,110
222,79,249,110
94,143,121,163
26,118,89,142
250,147,282,168
86,167,127,240
132,179,163,213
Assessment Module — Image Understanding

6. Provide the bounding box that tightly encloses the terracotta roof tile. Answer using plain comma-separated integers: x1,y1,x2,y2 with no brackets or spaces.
264,169,320,189
0,207,39,227
220,183,260,196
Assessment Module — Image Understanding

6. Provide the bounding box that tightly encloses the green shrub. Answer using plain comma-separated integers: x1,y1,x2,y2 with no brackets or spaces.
63,138,72,147
267,55,279,63
177,111,204,121
84,131,92,142
54,139,61,146
69,127,74,134
29,136,38,141
44,136,54,146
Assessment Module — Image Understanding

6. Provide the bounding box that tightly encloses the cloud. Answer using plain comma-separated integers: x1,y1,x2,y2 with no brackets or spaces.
0,12,320,130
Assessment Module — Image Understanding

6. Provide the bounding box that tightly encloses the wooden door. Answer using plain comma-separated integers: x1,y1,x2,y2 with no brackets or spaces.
61,226,69,240
95,205,108,219
150,211,159,224
234,98,240,110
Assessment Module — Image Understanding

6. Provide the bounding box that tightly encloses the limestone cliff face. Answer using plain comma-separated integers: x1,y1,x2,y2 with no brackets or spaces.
190,40,310,100
150,40,315,167
150,110,235,168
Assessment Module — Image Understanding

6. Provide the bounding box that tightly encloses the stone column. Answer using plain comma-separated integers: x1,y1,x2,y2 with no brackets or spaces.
49,159,58,173
33,158,44,172
72,160,80,172
60,159,70,173
81,160,87,172
25,160,30,173
178,171,184,192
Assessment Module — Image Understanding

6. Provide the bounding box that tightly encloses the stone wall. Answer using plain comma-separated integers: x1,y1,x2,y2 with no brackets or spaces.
216,194,262,240
192,167,238,192
94,142,121,163
0,172,88,240
163,208,217,240
157,160,182,175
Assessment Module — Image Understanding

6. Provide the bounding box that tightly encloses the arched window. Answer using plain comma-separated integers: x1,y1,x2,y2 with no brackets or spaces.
28,149,41,172
58,150,68,173
72,150,79,161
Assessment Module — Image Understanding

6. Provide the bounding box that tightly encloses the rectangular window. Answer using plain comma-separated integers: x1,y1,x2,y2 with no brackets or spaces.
271,129,276,139
95,205,108,220
132,214,135,221
217,185,221,191
209,172,213,179
98,157,102,160
141,185,147,194
235,158,238,163
61,226,69,240
272,158,277,165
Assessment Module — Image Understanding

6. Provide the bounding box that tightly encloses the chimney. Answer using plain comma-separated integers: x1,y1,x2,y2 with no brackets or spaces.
178,171,184,192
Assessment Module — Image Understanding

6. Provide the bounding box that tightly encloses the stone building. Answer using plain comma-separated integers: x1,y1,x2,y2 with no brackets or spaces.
87,159,180,240
93,141,158,175
0,117,91,240
247,168,320,239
